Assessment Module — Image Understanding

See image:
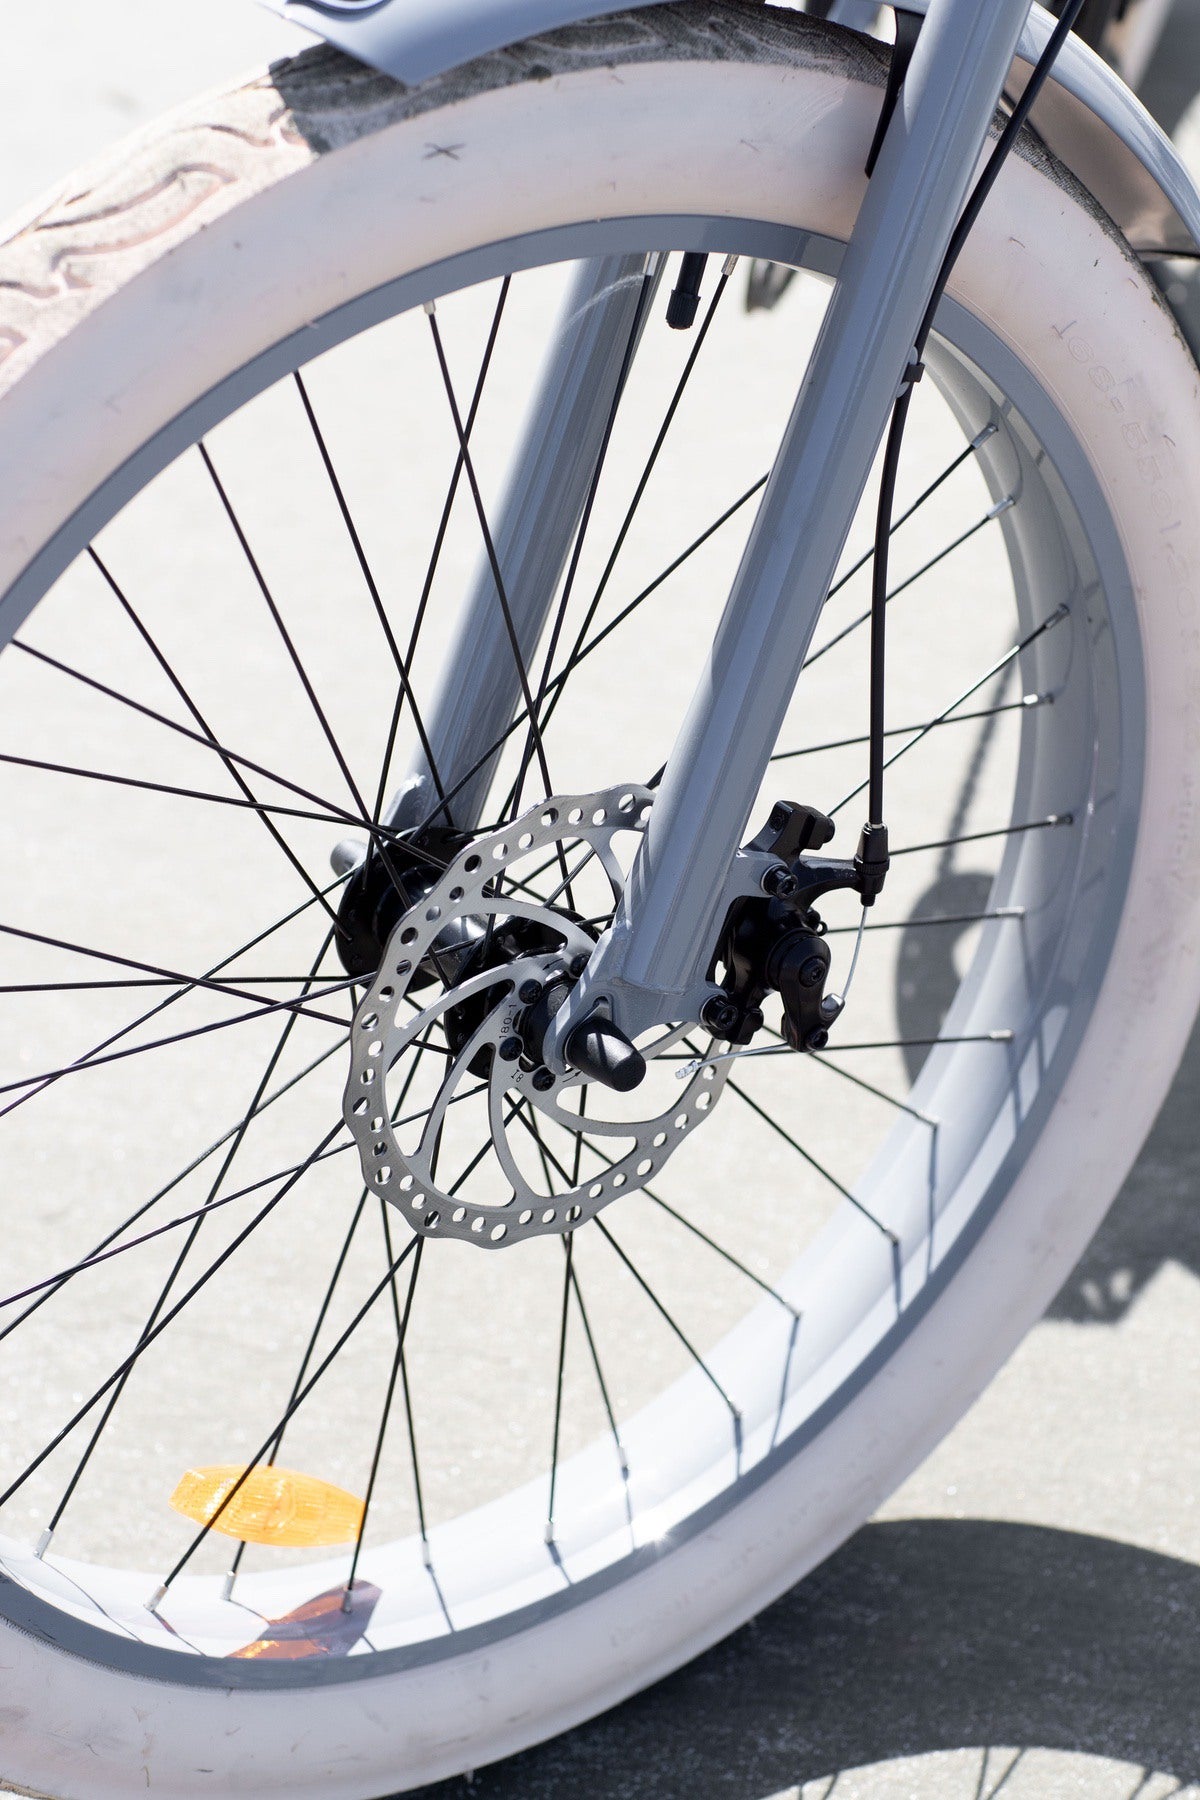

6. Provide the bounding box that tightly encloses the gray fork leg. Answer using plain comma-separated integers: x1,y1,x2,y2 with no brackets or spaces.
385,253,660,834
552,0,1035,1052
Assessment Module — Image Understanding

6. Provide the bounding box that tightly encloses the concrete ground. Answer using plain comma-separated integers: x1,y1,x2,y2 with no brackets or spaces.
2,4,1200,1798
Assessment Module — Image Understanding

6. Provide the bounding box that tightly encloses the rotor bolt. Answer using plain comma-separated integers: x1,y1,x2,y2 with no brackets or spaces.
531,1066,556,1092
761,863,800,900
799,955,826,989
568,953,590,979
701,996,740,1037
498,1035,523,1062
518,980,543,1006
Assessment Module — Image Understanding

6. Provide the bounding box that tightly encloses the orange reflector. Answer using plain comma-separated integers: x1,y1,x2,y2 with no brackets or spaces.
169,1465,365,1549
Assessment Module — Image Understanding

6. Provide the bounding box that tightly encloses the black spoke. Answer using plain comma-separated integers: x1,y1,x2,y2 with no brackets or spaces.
593,1216,740,1424
545,1230,574,1541
2,1118,344,1519
226,1033,440,1589
535,260,736,742
831,605,1068,816
402,470,769,854
819,1030,1014,1052
823,422,998,603
802,495,1013,671
0,1137,361,1313
425,308,556,807
565,1251,628,1481
524,472,769,765
722,1070,898,1245
293,371,450,819
344,1238,424,1607
824,906,1023,933
377,1199,435,1569
372,277,511,830
152,1233,420,1604
36,938,339,1546
12,640,360,851
809,1049,937,1125
225,1181,375,1592
583,1138,796,1314
0,986,351,1104
0,920,351,1030
0,866,350,1132
771,692,1049,764
88,546,347,928
510,264,657,820
0,745,363,830
891,814,1070,857
198,443,374,826
0,1005,346,1345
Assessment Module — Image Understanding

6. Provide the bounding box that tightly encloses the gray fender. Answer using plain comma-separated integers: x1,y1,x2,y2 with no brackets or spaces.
258,0,1200,259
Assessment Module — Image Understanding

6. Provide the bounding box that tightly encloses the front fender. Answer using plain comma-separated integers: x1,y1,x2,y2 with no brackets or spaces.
259,0,1200,259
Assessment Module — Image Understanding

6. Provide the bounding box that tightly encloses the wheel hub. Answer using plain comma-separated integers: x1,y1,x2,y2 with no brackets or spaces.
343,786,730,1248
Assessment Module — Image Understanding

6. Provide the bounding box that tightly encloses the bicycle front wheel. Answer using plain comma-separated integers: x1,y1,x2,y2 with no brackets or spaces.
0,8,1199,1796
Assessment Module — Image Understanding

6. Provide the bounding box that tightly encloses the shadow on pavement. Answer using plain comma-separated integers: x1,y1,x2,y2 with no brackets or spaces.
401,1517,1200,1798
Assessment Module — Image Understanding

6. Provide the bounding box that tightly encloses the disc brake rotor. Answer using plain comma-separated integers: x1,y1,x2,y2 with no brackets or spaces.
344,786,729,1248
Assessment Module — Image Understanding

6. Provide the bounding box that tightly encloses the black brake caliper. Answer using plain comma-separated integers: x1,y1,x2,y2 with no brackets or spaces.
710,800,888,1053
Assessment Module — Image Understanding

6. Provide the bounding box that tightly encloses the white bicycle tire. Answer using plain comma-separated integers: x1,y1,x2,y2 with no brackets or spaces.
0,7,1199,1795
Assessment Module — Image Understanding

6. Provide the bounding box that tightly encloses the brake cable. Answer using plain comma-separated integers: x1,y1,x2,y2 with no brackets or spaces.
862,0,1089,899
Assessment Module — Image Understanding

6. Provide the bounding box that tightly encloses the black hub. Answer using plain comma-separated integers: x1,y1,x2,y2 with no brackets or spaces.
335,828,468,982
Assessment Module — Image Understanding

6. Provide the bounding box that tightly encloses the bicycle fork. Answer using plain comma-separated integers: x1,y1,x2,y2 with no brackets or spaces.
388,0,1034,1057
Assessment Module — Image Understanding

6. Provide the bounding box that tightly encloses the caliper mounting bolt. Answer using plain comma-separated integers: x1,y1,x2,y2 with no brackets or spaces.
761,864,800,900
701,995,741,1038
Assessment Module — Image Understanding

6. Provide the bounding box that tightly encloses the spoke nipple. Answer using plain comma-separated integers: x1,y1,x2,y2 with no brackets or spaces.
222,1571,237,1603
721,253,739,278
423,299,437,317
33,1527,52,1559
989,1029,1015,1042
147,1584,169,1614
987,494,1016,520
618,1448,630,1478
543,1520,556,1546
421,1540,433,1571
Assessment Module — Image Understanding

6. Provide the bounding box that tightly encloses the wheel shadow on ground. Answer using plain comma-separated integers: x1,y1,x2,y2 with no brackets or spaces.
398,1517,1200,1799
